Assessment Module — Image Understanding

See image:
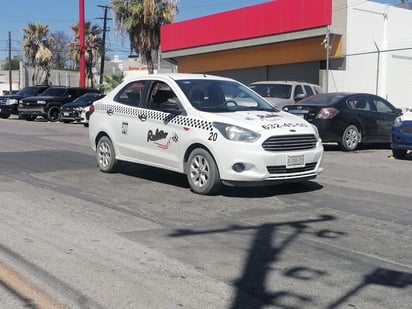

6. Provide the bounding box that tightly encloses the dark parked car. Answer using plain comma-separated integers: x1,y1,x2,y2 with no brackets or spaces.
283,92,402,151
60,93,105,125
0,85,49,119
18,86,100,122
391,111,412,159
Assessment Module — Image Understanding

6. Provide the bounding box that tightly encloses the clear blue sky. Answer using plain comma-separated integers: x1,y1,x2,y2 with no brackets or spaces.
0,0,399,61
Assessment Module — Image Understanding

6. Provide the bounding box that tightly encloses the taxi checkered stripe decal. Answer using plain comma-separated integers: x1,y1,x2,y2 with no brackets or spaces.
97,103,213,131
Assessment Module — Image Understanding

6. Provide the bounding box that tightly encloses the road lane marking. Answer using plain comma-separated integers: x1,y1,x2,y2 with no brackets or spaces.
0,263,66,309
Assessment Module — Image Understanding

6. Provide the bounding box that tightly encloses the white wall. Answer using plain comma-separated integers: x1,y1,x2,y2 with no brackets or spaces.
328,1,412,110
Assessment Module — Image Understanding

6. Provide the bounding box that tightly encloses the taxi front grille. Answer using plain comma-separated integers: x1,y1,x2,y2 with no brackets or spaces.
262,134,317,151
267,162,317,174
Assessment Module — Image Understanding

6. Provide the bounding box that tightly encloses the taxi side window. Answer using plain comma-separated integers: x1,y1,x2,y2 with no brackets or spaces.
114,81,145,106
147,82,177,110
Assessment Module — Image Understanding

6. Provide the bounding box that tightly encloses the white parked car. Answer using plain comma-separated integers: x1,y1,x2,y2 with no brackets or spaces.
249,80,323,109
89,73,324,195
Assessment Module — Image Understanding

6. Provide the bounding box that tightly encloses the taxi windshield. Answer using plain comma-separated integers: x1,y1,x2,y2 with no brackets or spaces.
176,79,278,113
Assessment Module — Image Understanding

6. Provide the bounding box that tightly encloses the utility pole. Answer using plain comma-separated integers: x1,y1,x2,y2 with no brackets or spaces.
98,5,111,85
9,31,12,92
79,0,85,87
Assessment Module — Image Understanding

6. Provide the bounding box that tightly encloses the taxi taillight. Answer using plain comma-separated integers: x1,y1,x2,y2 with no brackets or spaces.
89,103,95,116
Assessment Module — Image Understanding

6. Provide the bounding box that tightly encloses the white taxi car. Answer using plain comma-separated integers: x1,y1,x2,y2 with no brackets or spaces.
89,73,323,195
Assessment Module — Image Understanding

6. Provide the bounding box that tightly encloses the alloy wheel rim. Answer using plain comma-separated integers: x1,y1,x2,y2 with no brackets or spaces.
98,142,111,168
189,155,209,188
345,128,359,148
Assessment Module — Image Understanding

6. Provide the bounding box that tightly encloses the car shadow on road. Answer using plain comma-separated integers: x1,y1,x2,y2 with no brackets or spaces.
323,143,391,152
221,181,323,198
118,162,323,197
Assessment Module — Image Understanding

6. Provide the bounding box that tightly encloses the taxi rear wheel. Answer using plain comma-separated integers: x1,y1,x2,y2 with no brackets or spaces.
187,148,222,195
96,136,118,173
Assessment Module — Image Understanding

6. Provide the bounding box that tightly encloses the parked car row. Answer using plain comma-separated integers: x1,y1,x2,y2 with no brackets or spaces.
0,85,103,126
18,86,100,122
1,78,410,163
247,81,410,157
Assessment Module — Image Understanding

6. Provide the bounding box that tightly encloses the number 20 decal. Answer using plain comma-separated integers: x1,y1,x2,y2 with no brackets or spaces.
208,132,218,141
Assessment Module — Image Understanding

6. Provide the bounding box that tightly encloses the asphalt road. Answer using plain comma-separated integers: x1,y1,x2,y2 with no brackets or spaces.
0,116,411,309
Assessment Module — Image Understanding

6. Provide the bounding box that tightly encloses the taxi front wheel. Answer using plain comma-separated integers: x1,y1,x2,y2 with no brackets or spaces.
187,148,222,195
96,136,119,173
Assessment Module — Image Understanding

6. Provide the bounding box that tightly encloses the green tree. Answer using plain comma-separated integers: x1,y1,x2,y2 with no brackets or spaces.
21,22,54,85
69,22,103,87
98,73,124,93
2,56,20,70
111,0,178,74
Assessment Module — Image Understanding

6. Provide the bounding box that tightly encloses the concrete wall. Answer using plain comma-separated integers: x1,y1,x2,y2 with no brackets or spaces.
327,1,412,110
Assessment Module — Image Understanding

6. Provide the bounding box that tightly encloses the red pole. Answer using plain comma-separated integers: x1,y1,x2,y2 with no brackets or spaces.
79,0,85,87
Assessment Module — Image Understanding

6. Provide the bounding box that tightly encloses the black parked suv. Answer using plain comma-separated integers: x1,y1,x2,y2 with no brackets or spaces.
18,86,100,121
0,85,49,119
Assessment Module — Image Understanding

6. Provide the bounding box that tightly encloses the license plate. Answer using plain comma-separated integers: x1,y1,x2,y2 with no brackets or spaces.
63,112,69,116
287,155,304,168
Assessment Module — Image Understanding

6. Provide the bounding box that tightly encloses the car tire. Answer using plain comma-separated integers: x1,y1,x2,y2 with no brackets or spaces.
186,148,222,195
96,136,119,173
0,114,10,119
392,148,407,159
340,124,361,151
83,123,89,127
47,106,60,122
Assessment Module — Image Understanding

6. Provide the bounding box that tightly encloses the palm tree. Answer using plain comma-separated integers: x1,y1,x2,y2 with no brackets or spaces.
111,0,178,74
21,22,54,85
99,73,124,93
69,22,103,87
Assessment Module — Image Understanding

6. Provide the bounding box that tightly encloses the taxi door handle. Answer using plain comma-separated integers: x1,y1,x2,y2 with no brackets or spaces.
107,109,113,116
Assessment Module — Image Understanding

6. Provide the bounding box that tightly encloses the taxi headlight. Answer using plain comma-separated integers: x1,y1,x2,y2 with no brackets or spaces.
213,122,260,143
393,116,403,127
6,98,18,105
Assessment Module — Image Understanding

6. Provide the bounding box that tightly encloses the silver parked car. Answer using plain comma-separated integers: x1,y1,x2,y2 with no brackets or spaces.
249,80,323,109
